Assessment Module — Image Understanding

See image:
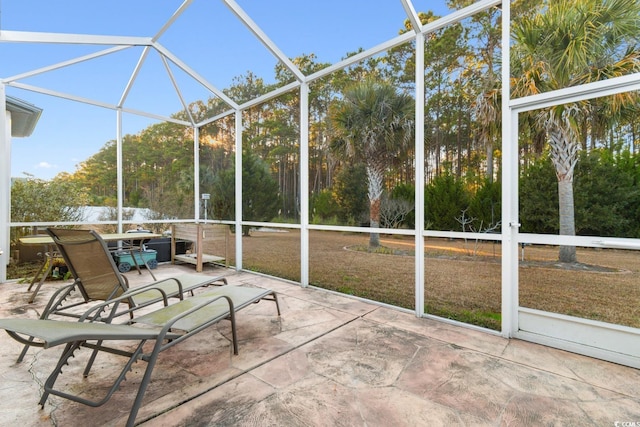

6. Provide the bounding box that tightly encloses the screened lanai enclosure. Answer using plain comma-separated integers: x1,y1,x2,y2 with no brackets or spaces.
1,0,640,368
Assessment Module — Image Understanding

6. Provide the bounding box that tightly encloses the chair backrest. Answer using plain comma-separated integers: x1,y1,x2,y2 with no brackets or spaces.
46,228,129,301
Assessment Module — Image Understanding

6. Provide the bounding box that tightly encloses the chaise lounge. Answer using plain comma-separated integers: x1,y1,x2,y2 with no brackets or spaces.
17,227,232,362
0,277,280,426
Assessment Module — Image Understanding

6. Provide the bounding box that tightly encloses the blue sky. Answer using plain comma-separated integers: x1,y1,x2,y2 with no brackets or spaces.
2,0,453,179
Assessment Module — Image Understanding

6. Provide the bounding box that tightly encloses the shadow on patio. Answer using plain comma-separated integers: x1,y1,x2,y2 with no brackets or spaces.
1,263,639,426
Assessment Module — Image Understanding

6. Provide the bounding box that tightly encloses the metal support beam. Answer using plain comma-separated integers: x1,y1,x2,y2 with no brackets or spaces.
116,109,124,233
119,46,152,108
414,33,425,317
234,110,243,271
161,55,195,125
0,86,8,283
152,0,194,43
153,43,239,110
500,0,517,337
399,0,422,33
223,0,305,82
8,82,191,126
2,46,131,84
194,126,200,221
0,30,152,46
300,83,310,287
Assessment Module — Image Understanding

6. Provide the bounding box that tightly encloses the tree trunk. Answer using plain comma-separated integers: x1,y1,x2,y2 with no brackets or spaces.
369,197,381,248
548,123,579,263
366,164,384,249
557,178,576,262
486,143,493,181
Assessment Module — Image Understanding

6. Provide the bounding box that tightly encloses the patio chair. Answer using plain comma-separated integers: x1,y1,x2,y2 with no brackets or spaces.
17,227,228,362
0,282,280,427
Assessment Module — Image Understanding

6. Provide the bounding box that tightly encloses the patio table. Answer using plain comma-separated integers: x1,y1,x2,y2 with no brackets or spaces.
19,232,162,303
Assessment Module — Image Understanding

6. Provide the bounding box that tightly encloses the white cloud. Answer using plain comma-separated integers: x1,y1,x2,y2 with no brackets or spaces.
35,161,57,169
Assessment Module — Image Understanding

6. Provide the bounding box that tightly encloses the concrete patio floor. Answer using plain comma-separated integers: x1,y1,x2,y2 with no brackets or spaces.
1,264,639,426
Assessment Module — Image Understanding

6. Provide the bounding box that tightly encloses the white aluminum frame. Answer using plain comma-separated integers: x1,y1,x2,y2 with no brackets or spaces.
508,72,640,368
0,0,515,317
2,0,638,369
0,87,9,283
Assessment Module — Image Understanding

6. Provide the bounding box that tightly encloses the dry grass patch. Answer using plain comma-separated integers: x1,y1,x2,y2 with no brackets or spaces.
8,229,639,331
243,230,639,330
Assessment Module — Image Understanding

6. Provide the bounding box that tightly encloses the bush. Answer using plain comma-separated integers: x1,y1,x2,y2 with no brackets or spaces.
519,150,640,238
390,183,415,228
333,163,369,225
210,150,280,234
311,189,340,223
380,193,414,229
467,178,501,232
10,175,89,242
574,149,638,237
425,173,470,231
519,157,558,234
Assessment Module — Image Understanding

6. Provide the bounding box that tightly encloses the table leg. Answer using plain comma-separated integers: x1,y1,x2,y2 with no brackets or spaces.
121,245,156,281
134,247,157,281
28,249,55,303
128,247,144,276
26,256,48,292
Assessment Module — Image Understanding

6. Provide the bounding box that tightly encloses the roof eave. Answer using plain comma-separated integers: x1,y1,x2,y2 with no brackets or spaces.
6,95,43,137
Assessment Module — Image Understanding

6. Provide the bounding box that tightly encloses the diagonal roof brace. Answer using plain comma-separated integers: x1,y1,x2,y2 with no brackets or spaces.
119,46,152,108
160,55,196,125
8,81,192,127
152,0,195,43
0,30,152,46
420,0,501,36
223,0,306,83
154,43,239,110
399,0,423,33
2,46,132,85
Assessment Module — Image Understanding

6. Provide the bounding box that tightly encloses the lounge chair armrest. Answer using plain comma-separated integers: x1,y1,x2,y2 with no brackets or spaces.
162,295,234,332
40,281,80,319
79,286,171,323
120,272,130,287
142,294,237,355
123,277,185,297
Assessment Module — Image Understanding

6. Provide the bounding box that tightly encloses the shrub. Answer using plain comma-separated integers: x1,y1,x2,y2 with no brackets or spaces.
311,189,340,223
425,173,470,230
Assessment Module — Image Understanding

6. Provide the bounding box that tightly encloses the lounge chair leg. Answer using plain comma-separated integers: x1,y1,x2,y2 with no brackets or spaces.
229,308,238,355
18,284,78,363
39,342,81,407
126,344,163,427
273,292,281,316
83,340,102,377
17,336,36,363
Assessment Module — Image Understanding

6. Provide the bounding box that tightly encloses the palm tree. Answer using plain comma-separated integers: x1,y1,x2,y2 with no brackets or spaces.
511,0,640,262
330,79,414,248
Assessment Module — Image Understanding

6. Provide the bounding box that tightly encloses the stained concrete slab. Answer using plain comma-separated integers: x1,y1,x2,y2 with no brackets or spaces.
0,265,639,426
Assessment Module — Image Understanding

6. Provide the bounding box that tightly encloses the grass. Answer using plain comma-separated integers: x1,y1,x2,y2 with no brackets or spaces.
241,230,640,331
7,261,42,284
425,304,502,330
9,229,640,331
347,245,413,256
